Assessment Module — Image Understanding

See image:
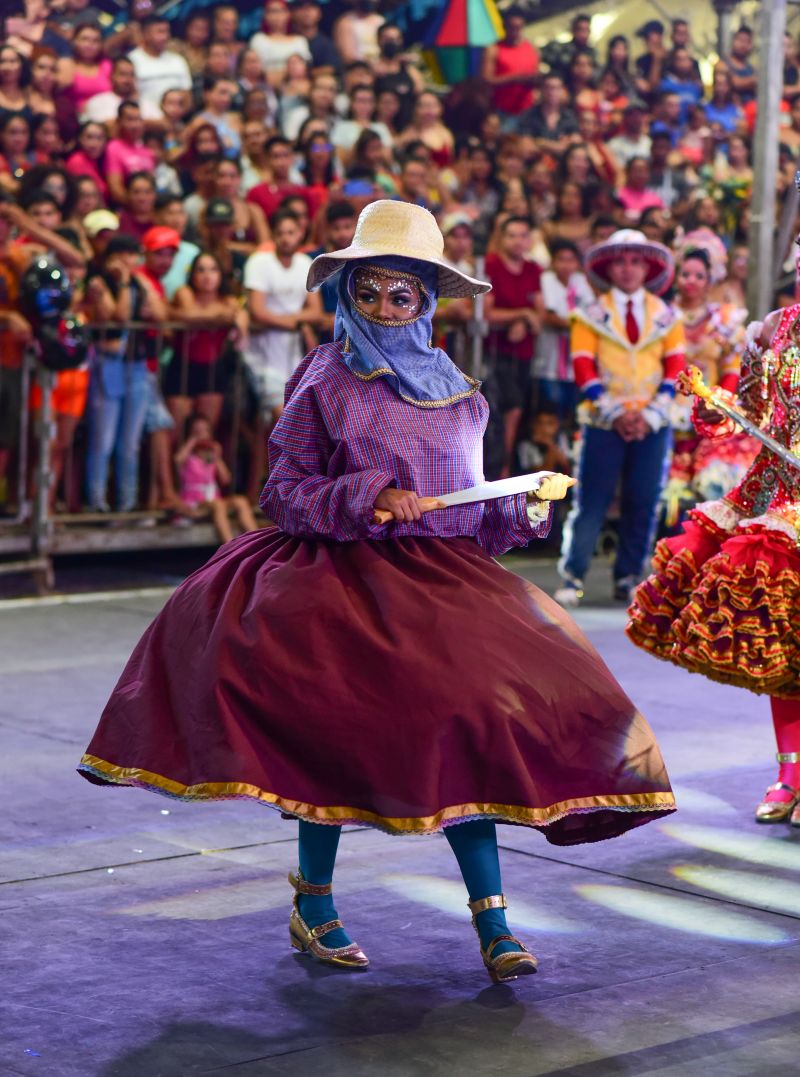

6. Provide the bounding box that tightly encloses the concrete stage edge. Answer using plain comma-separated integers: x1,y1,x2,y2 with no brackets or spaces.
2,558,799,1077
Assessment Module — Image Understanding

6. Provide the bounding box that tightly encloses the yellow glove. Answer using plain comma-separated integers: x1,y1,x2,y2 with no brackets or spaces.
529,473,577,502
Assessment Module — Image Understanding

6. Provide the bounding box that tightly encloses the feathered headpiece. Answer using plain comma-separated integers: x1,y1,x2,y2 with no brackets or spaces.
673,228,729,285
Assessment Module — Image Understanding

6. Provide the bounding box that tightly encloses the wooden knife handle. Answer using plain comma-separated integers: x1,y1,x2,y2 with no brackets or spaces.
373,496,445,526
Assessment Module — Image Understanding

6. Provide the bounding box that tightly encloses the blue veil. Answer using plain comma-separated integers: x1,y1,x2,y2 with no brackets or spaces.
333,256,478,407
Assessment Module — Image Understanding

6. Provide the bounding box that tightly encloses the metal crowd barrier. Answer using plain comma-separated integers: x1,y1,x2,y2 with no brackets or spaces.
0,318,258,591
0,316,482,592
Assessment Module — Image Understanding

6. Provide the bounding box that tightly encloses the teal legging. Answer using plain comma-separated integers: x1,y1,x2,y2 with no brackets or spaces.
296,820,350,948
443,819,520,956
297,818,520,955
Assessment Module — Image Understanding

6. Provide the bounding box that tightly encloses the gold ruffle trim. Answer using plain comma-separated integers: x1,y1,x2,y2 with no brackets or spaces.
628,529,800,698
78,755,675,835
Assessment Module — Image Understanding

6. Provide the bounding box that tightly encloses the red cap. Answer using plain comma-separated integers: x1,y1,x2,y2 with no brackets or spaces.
142,226,181,252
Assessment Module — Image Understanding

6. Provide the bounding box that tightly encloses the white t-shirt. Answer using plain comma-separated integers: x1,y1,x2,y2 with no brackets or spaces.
248,32,311,72
330,119,393,151
606,133,652,167
244,251,312,410
128,47,192,110
81,91,163,125
533,270,594,381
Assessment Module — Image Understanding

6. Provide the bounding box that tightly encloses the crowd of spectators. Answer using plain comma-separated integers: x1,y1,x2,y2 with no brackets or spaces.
0,2,795,541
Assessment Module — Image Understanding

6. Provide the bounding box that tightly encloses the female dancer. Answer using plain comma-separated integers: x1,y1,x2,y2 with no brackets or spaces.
628,273,800,824
660,230,756,527
79,201,674,983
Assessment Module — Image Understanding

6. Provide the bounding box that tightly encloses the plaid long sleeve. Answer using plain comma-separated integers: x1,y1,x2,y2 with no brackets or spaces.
260,343,552,551
477,493,552,557
261,379,396,540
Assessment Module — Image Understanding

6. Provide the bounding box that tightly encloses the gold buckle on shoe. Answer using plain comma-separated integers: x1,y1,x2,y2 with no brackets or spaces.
309,919,344,940
289,870,333,897
468,894,508,915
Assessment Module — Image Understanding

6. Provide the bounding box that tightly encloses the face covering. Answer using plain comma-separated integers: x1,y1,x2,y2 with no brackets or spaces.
381,40,402,58
333,256,479,408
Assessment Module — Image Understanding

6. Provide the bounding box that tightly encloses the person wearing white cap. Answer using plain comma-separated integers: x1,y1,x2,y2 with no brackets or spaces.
556,229,685,606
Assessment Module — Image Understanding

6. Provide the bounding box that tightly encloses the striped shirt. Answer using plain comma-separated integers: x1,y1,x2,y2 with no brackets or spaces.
261,341,551,556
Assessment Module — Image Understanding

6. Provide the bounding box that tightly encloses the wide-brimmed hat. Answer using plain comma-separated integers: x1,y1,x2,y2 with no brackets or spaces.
584,229,674,294
307,200,491,298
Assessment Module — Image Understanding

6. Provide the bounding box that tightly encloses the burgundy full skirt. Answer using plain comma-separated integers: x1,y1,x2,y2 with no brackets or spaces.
79,529,675,845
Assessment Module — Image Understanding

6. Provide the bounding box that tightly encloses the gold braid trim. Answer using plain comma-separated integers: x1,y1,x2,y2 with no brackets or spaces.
347,354,481,407
78,755,675,835
627,512,732,658
641,549,800,698
627,544,706,658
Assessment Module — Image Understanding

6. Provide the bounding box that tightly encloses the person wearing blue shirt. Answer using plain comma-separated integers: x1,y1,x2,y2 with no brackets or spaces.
704,67,743,136
657,48,703,127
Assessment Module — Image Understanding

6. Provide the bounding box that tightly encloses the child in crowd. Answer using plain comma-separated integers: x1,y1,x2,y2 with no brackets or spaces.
532,239,593,427
517,407,572,476
174,412,258,543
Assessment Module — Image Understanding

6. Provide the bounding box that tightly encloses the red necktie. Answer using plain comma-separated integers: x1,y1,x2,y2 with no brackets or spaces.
625,299,639,345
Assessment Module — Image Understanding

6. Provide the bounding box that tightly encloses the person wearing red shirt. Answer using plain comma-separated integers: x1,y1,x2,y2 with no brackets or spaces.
246,135,311,220
481,6,539,117
484,215,542,477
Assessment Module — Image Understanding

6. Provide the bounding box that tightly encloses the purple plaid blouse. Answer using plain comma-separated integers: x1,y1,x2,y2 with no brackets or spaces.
261,342,551,557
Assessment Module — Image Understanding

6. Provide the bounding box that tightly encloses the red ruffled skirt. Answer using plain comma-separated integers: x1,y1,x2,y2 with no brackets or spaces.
79,529,675,845
628,510,800,698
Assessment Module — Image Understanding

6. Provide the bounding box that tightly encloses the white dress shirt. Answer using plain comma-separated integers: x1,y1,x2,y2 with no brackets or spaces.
611,287,646,338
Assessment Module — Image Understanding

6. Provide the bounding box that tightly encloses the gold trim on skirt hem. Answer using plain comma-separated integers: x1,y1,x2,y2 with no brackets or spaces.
79,755,676,835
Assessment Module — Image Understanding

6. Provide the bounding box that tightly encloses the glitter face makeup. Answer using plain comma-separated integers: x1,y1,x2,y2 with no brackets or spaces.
352,265,427,325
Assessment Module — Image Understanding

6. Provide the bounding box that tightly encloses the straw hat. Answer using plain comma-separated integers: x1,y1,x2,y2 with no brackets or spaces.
307,200,491,299
584,229,674,295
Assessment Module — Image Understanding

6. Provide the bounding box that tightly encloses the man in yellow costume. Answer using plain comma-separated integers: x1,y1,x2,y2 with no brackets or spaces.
555,230,685,606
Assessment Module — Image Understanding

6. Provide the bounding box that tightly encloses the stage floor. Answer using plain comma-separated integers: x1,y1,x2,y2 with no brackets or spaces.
3,557,799,1077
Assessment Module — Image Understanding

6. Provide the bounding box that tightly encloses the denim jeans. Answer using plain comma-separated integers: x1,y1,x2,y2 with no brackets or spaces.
85,354,149,511
559,424,671,582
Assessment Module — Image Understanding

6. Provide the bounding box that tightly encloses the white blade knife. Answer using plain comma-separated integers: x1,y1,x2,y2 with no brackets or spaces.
436,472,549,506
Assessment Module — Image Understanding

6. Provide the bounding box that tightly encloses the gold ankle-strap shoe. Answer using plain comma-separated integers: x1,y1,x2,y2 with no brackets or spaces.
468,894,538,984
288,870,369,970
755,782,800,823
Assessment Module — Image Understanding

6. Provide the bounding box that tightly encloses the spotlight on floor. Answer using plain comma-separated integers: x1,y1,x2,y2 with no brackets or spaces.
667,786,737,816
672,864,800,917
661,823,800,872
381,874,578,933
576,883,789,943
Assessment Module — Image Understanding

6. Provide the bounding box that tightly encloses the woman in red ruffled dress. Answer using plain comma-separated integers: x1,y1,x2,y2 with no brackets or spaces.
629,294,800,825
79,201,675,984
660,229,758,528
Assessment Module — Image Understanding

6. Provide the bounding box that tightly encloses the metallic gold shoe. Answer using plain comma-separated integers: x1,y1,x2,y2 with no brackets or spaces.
755,781,800,823
468,894,538,984
755,752,800,823
288,870,369,970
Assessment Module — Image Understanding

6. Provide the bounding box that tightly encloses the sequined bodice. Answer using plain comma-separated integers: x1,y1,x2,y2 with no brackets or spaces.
672,302,744,433
725,304,800,524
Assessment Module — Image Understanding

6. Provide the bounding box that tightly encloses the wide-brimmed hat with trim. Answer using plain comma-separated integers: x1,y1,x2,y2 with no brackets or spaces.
584,229,674,295
307,200,491,298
